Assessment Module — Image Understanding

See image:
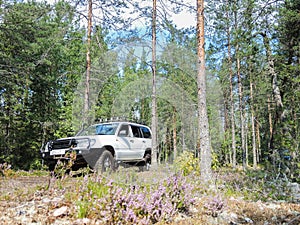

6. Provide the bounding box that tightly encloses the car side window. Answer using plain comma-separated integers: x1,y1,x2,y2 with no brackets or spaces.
131,125,142,138
141,127,151,138
118,124,129,137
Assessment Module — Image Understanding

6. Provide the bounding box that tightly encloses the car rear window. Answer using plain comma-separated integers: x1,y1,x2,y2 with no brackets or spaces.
141,127,151,139
131,125,142,138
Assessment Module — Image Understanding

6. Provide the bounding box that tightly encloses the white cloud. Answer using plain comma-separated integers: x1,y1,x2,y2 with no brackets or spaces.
172,11,196,28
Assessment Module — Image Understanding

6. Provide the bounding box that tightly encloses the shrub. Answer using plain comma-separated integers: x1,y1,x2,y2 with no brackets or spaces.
76,173,195,224
174,151,200,176
204,195,225,217
0,163,13,177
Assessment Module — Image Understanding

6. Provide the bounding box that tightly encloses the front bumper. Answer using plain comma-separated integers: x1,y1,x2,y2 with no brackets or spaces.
42,148,104,169
41,137,95,166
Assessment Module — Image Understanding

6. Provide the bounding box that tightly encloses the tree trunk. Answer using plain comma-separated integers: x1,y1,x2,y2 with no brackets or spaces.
245,122,248,166
151,0,158,166
223,97,231,165
173,107,177,161
84,0,92,123
267,95,273,149
262,34,283,110
197,0,212,183
256,121,261,163
226,0,236,168
237,45,246,169
250,78,257,169
261,32,284,150
234,0,246,169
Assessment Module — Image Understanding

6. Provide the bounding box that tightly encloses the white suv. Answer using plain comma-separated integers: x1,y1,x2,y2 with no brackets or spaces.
41,122,152,172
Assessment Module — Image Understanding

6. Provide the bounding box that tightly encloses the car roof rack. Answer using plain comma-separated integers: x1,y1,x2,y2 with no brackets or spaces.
95,117,148,126
95,116,127,123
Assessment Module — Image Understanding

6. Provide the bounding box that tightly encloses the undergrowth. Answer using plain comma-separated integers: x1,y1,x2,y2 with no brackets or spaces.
213,168,295,202
75,172,195,224
1,161,299,224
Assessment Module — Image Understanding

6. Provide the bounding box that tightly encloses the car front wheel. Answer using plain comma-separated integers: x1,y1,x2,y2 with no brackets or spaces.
95,150,116,173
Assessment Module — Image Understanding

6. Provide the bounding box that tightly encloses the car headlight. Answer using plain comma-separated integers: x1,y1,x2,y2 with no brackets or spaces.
90,139,96,147
43,142,50,152
76,139,87,148
76,139,95,148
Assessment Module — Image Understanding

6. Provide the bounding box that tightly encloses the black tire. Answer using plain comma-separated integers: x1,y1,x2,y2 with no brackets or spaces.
138,153,151,172
94,150,116,173
138,162,151,172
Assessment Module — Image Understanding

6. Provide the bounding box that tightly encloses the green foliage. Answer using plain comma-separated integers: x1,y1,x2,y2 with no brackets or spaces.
174,150,219,176
215,168,295,202
0,0,299,172
76,176,110,218
53,151,76,179
211,150,220,170
29,159,47,171
0,163,12,177
174,151,200,176
0,0,85,169
294,163,300,183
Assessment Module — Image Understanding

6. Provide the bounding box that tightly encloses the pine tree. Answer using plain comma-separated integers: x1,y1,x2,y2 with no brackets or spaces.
197,0,212,182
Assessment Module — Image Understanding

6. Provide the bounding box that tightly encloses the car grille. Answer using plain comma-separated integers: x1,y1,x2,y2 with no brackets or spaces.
51,139,77,150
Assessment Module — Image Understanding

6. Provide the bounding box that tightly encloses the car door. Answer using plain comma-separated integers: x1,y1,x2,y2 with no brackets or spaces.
129,125,145,159
115,123,137,160
140,126,152,149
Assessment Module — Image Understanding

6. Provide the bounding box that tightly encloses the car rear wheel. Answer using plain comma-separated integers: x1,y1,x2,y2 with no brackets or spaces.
95,150,116,173
138,153,151,172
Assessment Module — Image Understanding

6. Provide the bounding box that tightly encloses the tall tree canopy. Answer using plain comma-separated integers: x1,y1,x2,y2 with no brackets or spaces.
0,0,298,177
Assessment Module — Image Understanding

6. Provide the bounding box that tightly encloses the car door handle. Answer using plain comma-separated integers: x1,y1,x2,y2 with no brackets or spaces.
142,140,146,143
130,140,134,143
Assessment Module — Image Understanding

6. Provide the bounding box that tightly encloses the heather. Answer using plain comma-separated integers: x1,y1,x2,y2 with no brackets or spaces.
75,171,194,224
1,163,300,224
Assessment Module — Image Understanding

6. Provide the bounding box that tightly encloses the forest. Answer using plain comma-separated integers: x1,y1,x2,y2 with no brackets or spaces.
0,0,299,179
0,0,300,224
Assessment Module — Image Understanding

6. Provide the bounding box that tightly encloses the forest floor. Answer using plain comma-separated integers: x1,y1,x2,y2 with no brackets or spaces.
0,167,300,225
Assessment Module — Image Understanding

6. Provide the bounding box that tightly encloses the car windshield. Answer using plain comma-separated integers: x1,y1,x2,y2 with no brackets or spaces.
77,123,119,136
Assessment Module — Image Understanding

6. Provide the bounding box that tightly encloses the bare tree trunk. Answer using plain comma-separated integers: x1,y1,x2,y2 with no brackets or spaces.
245,122,248,166
250,79,257,168
226,0,236,168
197,0,212,183
237,47,246,169
151,0,158,166
261,33,283,110
164,127,170,163
248,53,257,168
84,0,92,123
181,93,186,152
261,32,284,150
173,107,177,161
267,96,273,149
234,0,246,169
223,98,231,165
256,121,261,163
